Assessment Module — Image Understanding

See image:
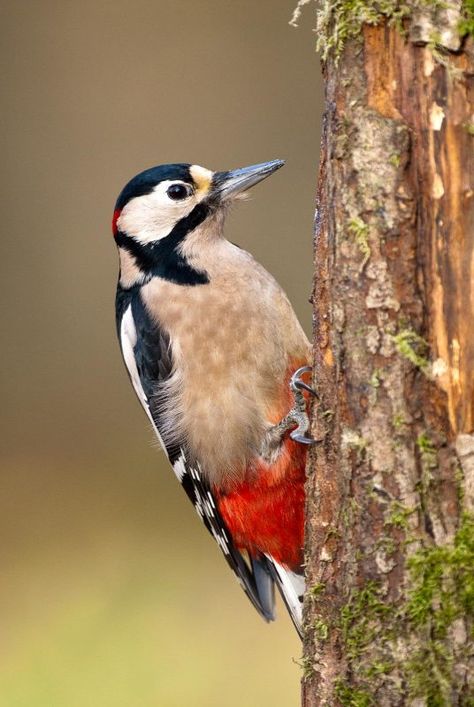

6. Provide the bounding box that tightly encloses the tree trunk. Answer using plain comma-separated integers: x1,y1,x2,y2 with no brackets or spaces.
302,4,474,706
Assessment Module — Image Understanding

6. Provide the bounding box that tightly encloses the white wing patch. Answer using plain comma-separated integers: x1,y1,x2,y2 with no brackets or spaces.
120,304,166,452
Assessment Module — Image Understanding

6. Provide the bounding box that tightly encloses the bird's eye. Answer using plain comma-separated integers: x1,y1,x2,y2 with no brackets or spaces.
167,183,191,201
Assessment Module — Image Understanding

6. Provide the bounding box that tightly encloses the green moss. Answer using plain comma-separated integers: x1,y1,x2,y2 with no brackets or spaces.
388,152,401,167
392,327,430,374
315,0,445,61
403,546,472,706
393,412,407,430
335,679,375,706
340,581,393,660
406,513,474,630
307,0,471,62
314,618,330,640
455,466,465,502
464,122,474,136
294,655,315,678
335,515,474,702
365,660,393,678
347,216,371,267
310,581,326,598
369,369,381,388
376,535,397,556
385,500,416,529
337,580,397,700
405,642,452,706
417,431,438,491
417,430,437,458
459,0,474,36
417,432,437,462
315,1,408,61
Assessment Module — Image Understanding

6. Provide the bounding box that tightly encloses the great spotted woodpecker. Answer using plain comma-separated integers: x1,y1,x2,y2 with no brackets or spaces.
113,160,314,635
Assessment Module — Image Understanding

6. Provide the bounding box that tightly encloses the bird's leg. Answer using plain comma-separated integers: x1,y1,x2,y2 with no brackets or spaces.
261,366,318,462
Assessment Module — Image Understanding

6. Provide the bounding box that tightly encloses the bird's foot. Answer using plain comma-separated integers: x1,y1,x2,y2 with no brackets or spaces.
287,366,318,445
261,366,318,462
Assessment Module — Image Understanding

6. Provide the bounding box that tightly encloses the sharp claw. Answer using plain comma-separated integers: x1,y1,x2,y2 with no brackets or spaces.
290,432,318,445
297,381,318,396
290,365,318,398
291,365,312,381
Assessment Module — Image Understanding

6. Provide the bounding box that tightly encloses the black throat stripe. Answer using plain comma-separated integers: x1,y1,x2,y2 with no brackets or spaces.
116,202,210,287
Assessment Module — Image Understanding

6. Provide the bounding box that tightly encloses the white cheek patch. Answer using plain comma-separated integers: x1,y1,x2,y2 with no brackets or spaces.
117,181,196,244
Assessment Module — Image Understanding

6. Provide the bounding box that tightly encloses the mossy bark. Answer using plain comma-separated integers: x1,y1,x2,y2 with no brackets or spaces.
303,6,474,706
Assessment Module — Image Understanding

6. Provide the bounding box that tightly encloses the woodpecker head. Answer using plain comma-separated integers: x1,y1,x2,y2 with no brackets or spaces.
113,160,284,288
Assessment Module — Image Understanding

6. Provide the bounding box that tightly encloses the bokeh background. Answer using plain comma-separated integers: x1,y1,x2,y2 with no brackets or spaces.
1,2,322,705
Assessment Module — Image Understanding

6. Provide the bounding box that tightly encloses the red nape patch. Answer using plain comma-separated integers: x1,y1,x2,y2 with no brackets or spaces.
112,208,121,237
216,437,307,570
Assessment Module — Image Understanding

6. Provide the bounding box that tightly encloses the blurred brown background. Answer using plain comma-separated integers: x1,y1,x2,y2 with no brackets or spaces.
1,2,322,705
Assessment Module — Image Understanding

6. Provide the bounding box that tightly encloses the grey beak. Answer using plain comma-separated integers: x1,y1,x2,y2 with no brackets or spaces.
212,159,285,200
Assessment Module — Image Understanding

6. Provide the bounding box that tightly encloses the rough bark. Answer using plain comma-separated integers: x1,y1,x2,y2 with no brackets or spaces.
302,5,474,706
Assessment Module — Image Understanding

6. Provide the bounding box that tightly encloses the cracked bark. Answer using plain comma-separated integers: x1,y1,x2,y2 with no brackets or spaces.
302,12,474,707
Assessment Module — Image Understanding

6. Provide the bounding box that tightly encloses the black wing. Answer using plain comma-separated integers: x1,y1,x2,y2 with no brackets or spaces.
116,284,275,622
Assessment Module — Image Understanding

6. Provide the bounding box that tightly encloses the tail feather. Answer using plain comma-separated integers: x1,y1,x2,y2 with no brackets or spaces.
265,555,305,638
250,556,276,621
